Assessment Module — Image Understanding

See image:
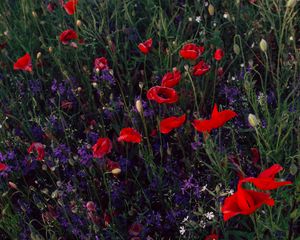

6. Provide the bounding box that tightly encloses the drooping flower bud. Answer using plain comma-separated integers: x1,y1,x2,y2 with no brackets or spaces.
135,99,143,115
248,114,259,127
259,39,268,52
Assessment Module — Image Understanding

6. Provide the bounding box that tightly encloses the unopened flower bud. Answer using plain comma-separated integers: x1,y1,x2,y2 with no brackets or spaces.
8,181,18,190
208,4,215,16
32,11,37,18
138,82,144,89
135,99,143,115
286,0,297,8
36,52,42,59
233,43,240,55
259,39,268,52
111,167,121,175
76,20,82,27
248,114,259,127
48,47,53,53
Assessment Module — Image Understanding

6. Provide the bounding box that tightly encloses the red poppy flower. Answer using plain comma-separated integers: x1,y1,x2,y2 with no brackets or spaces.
179,43,204,60
107,159,121,176
161,68,181,88
192,104,237,133
147,86,179,104
0,162,8,171
205,234,219,240
59,29,78,44
138,38,152,54
222,187,274,221
117,128,142,143
240,164,292,191
28,142,45,161
13,53,32,72
94,57,108,71
160,114,186,134
214,48,224,61
92,137,112,158
63,0,78,15
193,60,210,76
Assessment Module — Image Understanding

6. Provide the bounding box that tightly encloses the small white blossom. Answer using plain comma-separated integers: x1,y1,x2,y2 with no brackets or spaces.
182,216,189,223
179,226,186,235
201,184,208,192
195,16,201,23
205,212,215,220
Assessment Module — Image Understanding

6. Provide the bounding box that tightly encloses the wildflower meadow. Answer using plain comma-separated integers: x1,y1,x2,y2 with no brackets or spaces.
0,0,299,239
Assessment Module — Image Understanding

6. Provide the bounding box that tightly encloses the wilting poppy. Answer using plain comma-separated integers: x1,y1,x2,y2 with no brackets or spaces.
161,68,181,88
86,201,97,212
129,223,143,236
193,60,210,76
14,53,32,72
222,186,274,221
251,147,260,165
59,29,78,44
92,137,112,158
205,234,219,240
117,128,142,143
94,57,108,71
107,159,121,175
138,38,152,54
179,43,204,60
0,162,8,171
214,48,224,61
147,86,179,104
240,164,292,191
160,114,186,134
193,104,237,133
28,142,45,161
63,0,78,15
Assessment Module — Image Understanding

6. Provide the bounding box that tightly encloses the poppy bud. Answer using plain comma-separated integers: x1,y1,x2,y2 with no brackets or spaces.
138,82,144,89
259,39,268,52
286,0,297,8
76,20,82,27
248,114,259,127
8,181,18,190
233,43,240,55
208,4,215,15
184,64,189,71
48,47,53,53
32,11,38,18
135,99,143,115
36,52,42,60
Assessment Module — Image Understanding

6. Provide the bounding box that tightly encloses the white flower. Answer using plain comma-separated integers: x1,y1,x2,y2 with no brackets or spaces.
201,184,208,192
179,226,186,235
205,212,215,220
229,189,234,195
182,216,189,223
195,16,201,23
